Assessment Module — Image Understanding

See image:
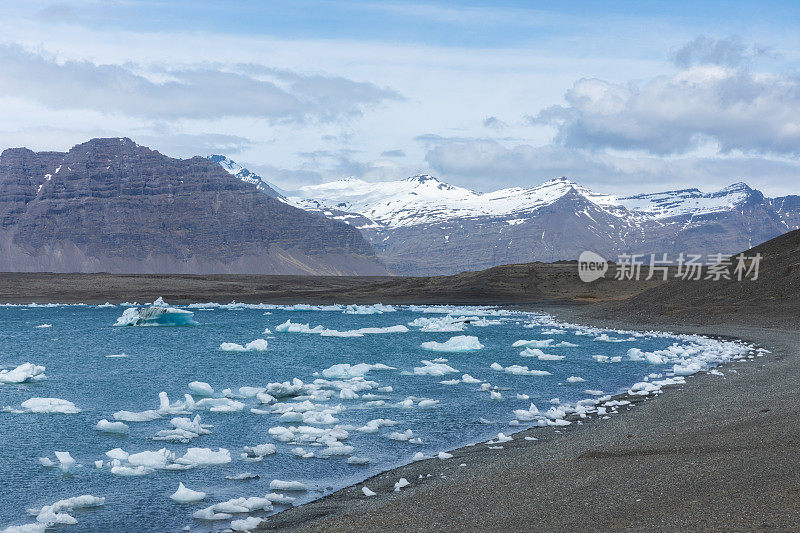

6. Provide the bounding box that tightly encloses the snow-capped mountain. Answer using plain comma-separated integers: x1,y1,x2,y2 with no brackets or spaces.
207,155,284,198
209,157,800,275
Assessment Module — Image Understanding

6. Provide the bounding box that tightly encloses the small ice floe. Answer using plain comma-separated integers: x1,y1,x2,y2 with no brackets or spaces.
344,303,396,315
241,444,277,461
417,399,439,409
348,456,371,465
170,482,206,503
0,363,46,384
566,376,586,383
114,300,196,326
220,339,269,352
594,334,634,342
225,472,259,481
388,429,415,442
437,451,453,460
355,419,398,433
524,436,538,441
412,452,425,461
194,495,276,520
490,391,503,401
269,480,307,491
35,324,52,328
188,381,215,396
46,451,78,472
584,389,605,396
513,403,540,422
95,419,130,434
154,415,212,443
440,379,460,385
490,362,551,376
321,363,396,379
520,348,565,360
275,319,407,337
486,433,512,444
708,369,724,376
420,335,484,352
5,397,80,414
461,374,481,384
105,353,128,358
231,517,264,531
411,360,459,376
362,486,376,497
513,339,553,348
517,393,530,400
16,495,105,530
592,355,621,363
393,478,410,491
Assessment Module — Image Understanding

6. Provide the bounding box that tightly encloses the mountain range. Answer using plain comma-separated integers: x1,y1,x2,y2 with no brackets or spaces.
210,159,800,275
0,139,386,275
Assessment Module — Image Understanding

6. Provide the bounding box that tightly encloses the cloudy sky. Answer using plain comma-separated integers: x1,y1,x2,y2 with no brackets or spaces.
1,1,799,195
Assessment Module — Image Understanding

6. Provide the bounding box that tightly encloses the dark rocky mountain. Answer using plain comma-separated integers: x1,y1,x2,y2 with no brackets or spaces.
0,138,387,275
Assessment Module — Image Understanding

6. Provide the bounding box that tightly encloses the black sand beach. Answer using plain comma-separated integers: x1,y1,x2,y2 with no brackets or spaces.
260,311,800,532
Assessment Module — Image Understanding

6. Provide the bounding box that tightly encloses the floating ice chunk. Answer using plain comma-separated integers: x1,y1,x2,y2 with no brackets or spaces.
513,403,540,421
0,363,47,384
437,451,453,460
412,360,459,376
345,304,396,315
231,517,264,531
94,460,103,469
520,348,565,360
417,399,439,409
440,379,460,385
517,393,530,400
490,363,551,376
461,374,481,384
487,433,512,444
219,342,245,352
388,429,415,441
409,315,467,332
394,478,410,491
321,363,396,379
241,444,277,460
362,486,376,496
26,495,104,529
194,397,244,412
39,457,55,467
269,480,307,491
412,452,425,461
594,334,634,342
585,389,604,396
355,419,398,433
114,305,196,327
15,398,80,414
105,448,129,461
490,391,502,401
226,472,259,481
170,482,206,503
95,419,129,434
348,456,371,465
265,378,305,398
128,448,175,469
105,353,128,358
220,339,269,351
175,448,231,467
566,376,586,383
421,335,483,352
113,409,162,422
192,506,232,521
35,324,52,328
188,381,214,396
513,339,553,348
54,451,76,472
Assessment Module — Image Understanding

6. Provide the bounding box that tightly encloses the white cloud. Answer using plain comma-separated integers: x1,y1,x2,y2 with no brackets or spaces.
0,44,400,122
532,60,800,156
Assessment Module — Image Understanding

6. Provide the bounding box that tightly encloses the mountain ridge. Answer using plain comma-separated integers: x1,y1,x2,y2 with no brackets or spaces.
211,157,799,275
0,138,388,275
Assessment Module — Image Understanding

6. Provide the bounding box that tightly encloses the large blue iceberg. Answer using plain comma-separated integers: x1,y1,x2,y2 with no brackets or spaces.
114,298,197,327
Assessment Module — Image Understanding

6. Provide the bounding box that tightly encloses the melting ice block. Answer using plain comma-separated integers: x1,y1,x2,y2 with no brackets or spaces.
114,302,196,327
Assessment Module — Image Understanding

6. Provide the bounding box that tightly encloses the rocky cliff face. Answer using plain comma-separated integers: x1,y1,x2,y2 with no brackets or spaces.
0,138,387,275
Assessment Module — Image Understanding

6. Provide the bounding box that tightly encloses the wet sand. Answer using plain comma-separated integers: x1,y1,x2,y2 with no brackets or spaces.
260,309,800,532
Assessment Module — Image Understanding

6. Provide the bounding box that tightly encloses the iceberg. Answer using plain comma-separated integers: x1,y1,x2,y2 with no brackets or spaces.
420,335,484,352
114,301,196,327
170,482,206,503
0,363,46,384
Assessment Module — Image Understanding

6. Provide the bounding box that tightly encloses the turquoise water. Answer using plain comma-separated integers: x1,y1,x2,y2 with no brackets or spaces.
0,304,749,532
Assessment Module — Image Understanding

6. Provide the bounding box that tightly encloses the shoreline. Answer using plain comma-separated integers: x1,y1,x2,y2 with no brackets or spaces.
259,307,800,532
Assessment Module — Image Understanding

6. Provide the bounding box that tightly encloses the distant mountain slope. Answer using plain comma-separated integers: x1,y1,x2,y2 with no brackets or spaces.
279,174,798,275
596,228,800,326
0,138,387,275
